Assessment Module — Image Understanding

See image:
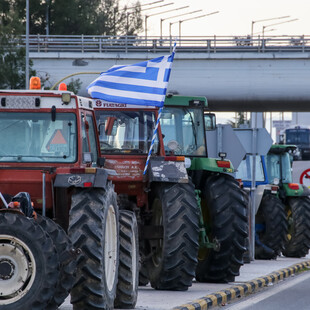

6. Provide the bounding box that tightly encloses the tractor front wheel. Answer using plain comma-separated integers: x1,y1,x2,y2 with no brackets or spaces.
0,212,59,310
196,173,248,283
36,215,76,310
255,194,288,259
283,197,310,257
146,182,199,291
114,210,139,309
68,184,119,310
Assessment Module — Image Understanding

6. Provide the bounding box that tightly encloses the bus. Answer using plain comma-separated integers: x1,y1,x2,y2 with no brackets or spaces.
284,127,310,160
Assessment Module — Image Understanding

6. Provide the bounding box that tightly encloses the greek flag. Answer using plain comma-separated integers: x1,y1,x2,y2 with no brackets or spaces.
87,44,176,107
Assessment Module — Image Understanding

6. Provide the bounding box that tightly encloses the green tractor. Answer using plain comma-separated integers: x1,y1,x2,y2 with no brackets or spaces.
161,95,248,282
265,144,310,257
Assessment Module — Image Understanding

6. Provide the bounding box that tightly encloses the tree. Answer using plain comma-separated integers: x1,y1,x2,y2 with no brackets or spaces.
227,112,250,128
4,0,143,36
0,2,35,89
0,32,35,89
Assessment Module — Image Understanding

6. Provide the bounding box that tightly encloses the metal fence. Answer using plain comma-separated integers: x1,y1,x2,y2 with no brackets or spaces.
19,35,310,54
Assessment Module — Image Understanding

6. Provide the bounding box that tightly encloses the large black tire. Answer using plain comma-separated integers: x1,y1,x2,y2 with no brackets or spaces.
0,212,59,310
146,181,199,291
241,189,251,263
114,210,139,309
68,184,119,310
196,174,248,283
283,197,310,257
255,194,288,259
36,214,76,310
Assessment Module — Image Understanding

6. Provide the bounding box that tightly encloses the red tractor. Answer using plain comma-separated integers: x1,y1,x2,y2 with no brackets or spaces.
94,99,200,291
0,79,138,310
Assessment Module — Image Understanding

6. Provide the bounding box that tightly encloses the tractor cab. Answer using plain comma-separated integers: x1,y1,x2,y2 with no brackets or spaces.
160,100,207,157
266,144,305,196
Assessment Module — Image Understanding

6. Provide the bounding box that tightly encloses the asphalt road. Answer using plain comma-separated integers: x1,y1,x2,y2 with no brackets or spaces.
222,270,310,310
59,255,310,310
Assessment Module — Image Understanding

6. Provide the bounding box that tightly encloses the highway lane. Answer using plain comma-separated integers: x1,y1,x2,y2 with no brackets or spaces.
59,255,310,309
222,270,310,310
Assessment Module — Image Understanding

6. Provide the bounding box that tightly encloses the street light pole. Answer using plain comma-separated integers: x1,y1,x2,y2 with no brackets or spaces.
144,2,174,38
161,9,201,38
262,18,298,38
251,15,290,37
178,11,219,39
26,0,29,89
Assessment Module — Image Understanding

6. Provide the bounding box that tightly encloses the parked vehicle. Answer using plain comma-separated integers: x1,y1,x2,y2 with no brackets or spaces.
162,95,249,283
94,99,200,291
266,144,310,257
0,78,137,310
282,127,310,160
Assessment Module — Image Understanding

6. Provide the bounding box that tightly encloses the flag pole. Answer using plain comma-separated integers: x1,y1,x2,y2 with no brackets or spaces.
143,106,163,175
143,41,176,175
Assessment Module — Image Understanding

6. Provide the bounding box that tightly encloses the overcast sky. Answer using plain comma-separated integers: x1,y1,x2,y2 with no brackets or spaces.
124,0,309,37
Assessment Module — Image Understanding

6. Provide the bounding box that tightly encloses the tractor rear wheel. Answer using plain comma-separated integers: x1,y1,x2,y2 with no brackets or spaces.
68,184,119,310
36,215,76,310
196,174,248,283
146,181,199,291
283,197,310,257
255,194,287,259
0,212,59,310
114,210,139,309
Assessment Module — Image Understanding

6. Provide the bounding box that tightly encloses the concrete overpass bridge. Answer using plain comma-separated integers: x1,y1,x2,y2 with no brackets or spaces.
27,35,310,112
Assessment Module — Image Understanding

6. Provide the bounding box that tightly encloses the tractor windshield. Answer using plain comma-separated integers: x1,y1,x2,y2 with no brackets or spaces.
235,155,266,183
266,153,292,184
95,110,158,154
0,112,77,163
160,107,206,157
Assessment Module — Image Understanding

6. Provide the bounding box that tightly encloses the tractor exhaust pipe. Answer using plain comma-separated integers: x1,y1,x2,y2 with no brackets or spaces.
0,192,9,208
42,171,46,216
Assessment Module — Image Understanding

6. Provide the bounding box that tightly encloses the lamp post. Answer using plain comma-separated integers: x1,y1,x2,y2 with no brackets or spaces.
144,2,174,38
161,9,201,38
251,15,290,37
170,11,219,39
253,28,277,36
46,0,50,36
123,1,164,35
262,18,298,38
26,0,29,89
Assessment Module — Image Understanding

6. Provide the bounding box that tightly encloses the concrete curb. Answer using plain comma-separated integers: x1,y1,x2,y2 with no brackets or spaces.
173,260,310,310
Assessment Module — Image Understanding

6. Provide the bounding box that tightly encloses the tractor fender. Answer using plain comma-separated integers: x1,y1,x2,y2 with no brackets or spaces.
148,157,188,183
54,168,108,188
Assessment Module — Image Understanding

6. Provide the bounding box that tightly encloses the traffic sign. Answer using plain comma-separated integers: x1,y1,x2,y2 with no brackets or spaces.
299,168,310,188
272,120,291,130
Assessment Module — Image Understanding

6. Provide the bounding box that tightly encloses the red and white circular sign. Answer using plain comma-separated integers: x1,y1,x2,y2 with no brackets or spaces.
299,168,310,187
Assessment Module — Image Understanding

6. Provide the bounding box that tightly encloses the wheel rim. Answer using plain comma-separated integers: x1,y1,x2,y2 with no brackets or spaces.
152,199,163,267
0,234,36,305
104,204,118,292
132,223,137,289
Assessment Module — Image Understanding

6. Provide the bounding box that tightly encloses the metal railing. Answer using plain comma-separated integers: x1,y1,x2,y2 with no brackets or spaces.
18,35,310,54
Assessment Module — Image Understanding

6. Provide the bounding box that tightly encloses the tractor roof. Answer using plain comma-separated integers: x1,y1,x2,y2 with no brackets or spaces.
164,95,208,108
268,144,297,154
0,90,93,111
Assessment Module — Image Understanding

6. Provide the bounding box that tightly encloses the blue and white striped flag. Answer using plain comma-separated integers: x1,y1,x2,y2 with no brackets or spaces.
87,44,176,107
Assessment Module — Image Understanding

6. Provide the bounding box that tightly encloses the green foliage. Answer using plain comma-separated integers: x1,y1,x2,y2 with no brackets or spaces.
227,112,250,128
67,78,82,94
1,0,143,36
0,32,36,89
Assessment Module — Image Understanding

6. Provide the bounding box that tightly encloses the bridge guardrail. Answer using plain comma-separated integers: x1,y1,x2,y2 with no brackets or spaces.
18,35,310,54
